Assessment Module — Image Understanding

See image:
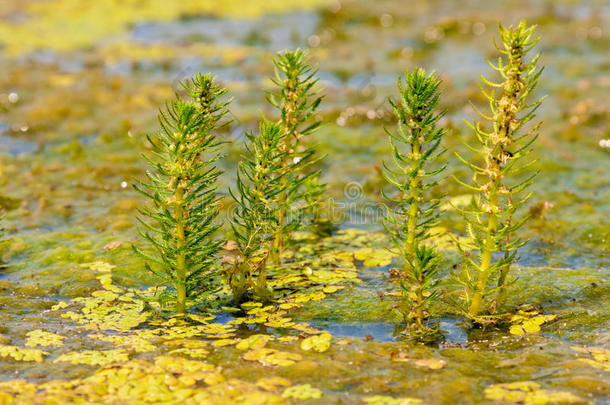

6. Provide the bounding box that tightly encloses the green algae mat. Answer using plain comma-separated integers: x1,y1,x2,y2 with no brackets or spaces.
0,0,608,404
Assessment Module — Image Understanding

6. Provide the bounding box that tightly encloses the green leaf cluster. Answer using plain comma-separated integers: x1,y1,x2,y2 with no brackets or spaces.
382,68,447,340
268,49,327,257
229,120,317,302
453,21,544,319
134,73,230,314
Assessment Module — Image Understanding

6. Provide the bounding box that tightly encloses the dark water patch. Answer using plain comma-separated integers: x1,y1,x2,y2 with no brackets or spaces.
308,318,468,345
130,11,319,51
312,320,396,341
439,318,469,345
0,134,37,156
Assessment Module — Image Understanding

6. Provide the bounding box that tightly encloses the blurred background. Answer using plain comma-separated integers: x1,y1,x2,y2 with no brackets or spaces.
0,0,607,291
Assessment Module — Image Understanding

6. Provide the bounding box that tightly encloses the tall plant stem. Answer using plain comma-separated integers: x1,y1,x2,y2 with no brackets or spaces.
469,192,498,317
174,185,186,315
405,141,421,263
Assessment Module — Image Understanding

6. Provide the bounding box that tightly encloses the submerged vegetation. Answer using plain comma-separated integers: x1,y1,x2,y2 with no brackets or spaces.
382,69,447,341
0,0,607,402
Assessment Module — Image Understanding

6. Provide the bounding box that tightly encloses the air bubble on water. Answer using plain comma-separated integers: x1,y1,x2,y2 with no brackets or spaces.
307,35,320,47
380,14,393,28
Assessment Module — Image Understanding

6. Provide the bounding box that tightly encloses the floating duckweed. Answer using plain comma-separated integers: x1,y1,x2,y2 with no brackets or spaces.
363,396,423,405
281,384,322,400
0,345,47,363
484,381,584,404
54,349,130,366
88,333,156,353
255,376,292,392
571,346,610,371
509,310,557,335
300,332,332,353
24,330,65,347
242,348,302,367
235,334,272,350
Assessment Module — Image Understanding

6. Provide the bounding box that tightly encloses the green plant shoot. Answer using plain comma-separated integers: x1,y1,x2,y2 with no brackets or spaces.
267,49,326,260
229,120,314,302
454,21,544,320
383,68,447,340
134,73,230,315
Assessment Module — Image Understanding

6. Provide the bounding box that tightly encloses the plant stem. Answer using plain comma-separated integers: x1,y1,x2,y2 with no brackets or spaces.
174,185,186,315
405,141,420,265
469,192,498,318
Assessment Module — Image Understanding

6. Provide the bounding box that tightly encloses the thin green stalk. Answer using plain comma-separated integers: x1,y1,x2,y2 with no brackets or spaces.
383,68,447,341
230,120,311,302
405,142,421,261
174,186,186,315
469,193,497,317
134,73,229,314
456,21,544,320
267,49,324,264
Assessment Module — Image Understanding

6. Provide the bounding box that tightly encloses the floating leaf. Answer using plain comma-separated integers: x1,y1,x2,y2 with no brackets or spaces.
282,384,322,400
300,333,332,353
392,354,446,370
51,301,69,311
510,312,557,336
212,339,238,347
243,348,302,367
322,285,345,293
412,358,447,370
571,346,610,371
0,345,47,363
353,247,394,267
522,389,585,405
0,380,37,396
363,396,423,405
88,333,156,353
484,382,541,402
485,381,584,405
55,349,130,366
255,377,292,391
169,348,209,359
154,356,214,374
25,330,65,348
236,334,271,351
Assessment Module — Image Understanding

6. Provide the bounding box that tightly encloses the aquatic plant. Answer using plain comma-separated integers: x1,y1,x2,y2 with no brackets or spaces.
267,49,326,260
454,21,544,320
382,68,447,340
229,120,314,302
134,73,230,315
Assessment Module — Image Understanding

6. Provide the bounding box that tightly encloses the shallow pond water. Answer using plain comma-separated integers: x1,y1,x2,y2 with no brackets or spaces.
0,0,608,404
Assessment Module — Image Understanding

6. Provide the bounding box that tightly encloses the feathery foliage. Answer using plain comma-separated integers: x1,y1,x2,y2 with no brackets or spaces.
383,68,447,340
267,49,326,260
454,20,544,320
134,73,230,315
229,120,315,302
